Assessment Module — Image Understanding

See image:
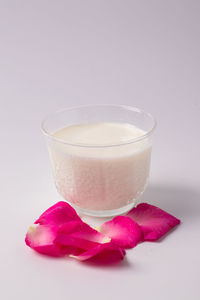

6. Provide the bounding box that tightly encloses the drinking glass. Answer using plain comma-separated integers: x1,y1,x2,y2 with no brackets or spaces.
42,104,156,217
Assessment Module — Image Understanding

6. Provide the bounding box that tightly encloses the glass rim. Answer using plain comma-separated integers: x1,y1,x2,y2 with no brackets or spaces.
41,104,157,148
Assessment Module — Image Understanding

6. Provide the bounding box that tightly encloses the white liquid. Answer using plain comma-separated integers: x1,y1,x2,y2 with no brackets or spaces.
48,122,152,211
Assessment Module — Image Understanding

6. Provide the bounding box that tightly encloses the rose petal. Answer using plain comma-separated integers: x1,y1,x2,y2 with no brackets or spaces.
55,221,110,251
25,225,62,257
35,201,81,227
127,203,181,241
70,243,126,263
100,216,143,248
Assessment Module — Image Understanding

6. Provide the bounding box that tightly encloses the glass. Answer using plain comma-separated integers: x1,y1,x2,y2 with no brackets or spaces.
41,104,156,217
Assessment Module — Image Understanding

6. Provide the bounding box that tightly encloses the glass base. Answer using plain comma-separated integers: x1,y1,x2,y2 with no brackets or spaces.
65,200,139,217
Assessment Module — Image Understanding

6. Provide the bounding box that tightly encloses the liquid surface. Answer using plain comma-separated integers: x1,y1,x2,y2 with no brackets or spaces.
53,122,146,146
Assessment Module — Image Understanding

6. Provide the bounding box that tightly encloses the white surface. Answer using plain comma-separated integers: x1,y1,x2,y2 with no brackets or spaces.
0,1,200,299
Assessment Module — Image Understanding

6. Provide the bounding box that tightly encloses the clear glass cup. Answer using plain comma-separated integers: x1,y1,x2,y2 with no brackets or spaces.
41,104,156,217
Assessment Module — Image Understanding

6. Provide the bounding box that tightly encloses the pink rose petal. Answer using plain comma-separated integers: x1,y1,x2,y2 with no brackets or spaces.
55,221,110,251
127,203,181,241
70,243,126,263
35,201,81,227
26,200,181,263
25,225,62,257
100,216,143,249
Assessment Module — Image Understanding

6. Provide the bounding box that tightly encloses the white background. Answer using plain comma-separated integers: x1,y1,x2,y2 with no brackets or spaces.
1,1,200,299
